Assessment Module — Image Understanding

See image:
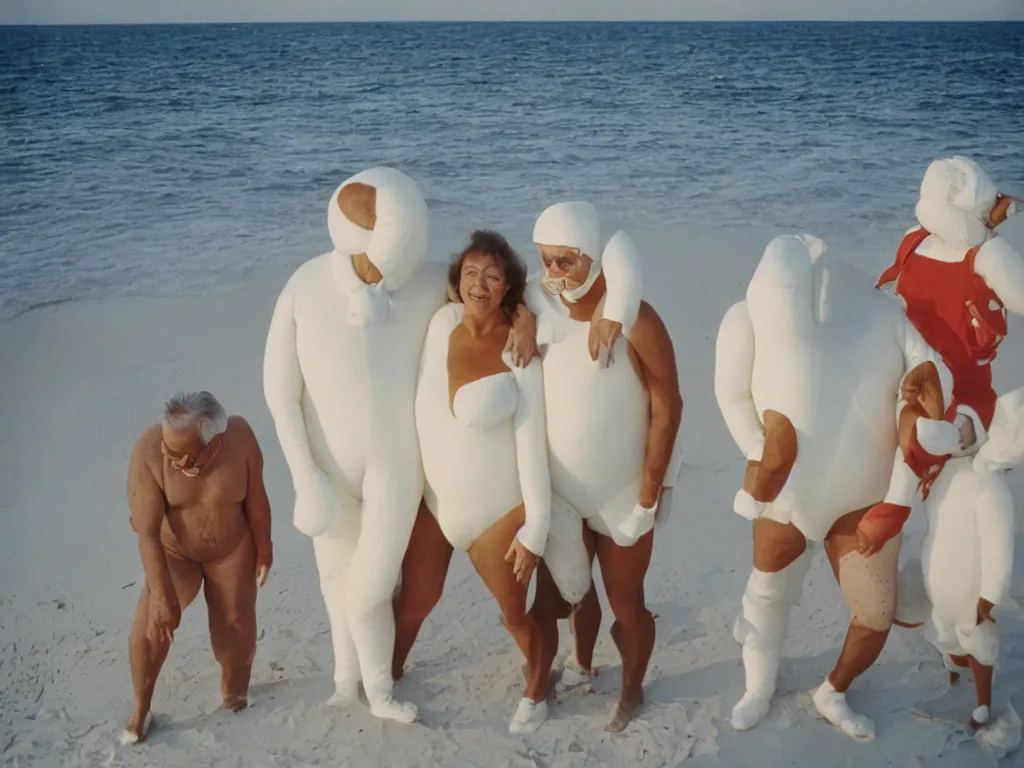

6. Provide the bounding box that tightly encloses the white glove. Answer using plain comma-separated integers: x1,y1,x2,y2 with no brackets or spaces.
293,470,338,538
732,489,764,521
617,500,657,540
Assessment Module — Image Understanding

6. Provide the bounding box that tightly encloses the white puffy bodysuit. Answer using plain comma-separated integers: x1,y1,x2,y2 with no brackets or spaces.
715,235,954,541
714,234,954,736
415,303,551,556
921,387,1023,669
528,203,683,548
263,167,445,721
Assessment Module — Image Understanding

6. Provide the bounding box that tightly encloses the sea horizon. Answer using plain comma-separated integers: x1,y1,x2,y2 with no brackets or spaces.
3,20,1022,320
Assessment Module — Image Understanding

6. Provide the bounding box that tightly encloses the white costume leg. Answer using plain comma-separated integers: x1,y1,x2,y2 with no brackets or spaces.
345,465,419,723
543,495,591,605
312,513,361,704
732,549,811,730
894,511,930,626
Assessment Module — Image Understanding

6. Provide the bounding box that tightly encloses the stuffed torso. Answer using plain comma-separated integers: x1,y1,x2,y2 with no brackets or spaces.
285,254,444,507
717,235,947,542
541,310,649,538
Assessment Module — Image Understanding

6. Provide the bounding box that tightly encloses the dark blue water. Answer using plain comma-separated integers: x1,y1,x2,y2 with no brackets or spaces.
2,22,1022,318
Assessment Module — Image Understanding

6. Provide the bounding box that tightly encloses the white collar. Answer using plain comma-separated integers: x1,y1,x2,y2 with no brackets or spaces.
331,252,391,327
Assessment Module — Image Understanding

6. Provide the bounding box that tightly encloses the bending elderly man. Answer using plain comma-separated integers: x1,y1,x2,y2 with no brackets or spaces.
123,391,272,744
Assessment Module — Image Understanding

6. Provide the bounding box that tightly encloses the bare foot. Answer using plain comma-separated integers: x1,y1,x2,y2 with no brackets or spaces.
605,690,644,733
120,711,153,745
223,695,248,713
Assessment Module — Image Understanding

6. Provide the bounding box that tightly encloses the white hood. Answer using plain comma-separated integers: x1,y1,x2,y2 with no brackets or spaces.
533,201,603,300
327,166,428,292
915,156,998,250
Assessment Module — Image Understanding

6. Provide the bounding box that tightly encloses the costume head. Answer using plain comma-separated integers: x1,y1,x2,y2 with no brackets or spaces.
915,157,1001,250
327,166,428,292
746,233,829,328
532,201,602,302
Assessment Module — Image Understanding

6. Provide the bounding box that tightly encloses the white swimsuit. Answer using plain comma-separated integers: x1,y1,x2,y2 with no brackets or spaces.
416,304,550,554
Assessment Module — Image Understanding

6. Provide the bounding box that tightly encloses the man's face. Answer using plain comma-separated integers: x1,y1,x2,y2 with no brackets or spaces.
161,425,218,477
538,244,592,296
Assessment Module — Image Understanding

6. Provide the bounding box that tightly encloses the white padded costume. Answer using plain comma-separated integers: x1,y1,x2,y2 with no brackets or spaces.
921,387,1023,667
263,167,445,722
714,234,954,736
715,234,953,541
528,202,683,548
416,303,550,555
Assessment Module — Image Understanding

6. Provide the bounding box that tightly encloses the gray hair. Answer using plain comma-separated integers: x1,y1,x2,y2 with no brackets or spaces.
163,391,228,445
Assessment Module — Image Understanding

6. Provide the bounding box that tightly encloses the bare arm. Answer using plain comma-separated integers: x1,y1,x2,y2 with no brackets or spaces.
239,418,273,584
127,434,174,605
630,302,684,508
895,311,954,414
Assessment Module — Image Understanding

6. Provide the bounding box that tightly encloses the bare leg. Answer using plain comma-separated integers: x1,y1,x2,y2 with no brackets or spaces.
568,525,600,675
593,529,656,733
948,653,970,686
529,562,568,693
815,507,900,741
467,505,553,732
125,551,204,742
968,656,994,728
392,502,454,679
203,531,259,712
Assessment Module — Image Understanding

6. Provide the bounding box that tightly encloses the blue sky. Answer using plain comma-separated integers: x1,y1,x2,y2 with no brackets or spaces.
4,0,1022,25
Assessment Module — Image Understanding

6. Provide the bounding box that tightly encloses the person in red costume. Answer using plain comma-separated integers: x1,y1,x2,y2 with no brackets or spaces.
858,156,1024,555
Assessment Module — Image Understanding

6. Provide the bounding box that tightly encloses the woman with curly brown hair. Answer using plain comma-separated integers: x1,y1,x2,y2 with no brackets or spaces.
391,229,579,734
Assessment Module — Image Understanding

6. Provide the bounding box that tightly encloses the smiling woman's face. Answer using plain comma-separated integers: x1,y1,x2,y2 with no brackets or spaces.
459,250,509,318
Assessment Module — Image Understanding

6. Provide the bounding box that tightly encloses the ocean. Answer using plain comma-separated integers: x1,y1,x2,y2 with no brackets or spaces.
1,21,1022,319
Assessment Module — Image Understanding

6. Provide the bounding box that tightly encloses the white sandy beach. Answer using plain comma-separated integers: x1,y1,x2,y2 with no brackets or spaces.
2,220,1023,767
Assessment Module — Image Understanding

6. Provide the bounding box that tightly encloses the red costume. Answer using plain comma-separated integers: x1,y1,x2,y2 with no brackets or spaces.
877,227,1007,431
859,228,1009,546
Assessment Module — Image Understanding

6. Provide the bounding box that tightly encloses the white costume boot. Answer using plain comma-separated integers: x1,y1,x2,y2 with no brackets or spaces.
731,550,810,730
812,679,875,740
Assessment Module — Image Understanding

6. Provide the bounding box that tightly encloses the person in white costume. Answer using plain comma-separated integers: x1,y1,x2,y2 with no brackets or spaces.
854,157,1024,556
263,168,538,724
391,230,586,734
527,201,685,733
920,386,1023,730
714,234,956,740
